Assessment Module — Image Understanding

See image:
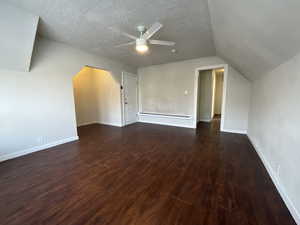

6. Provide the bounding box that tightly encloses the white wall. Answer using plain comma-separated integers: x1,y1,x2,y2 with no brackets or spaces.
197,69,223,122
0,38,135,161
73,68,123,127
197,70,214,122
139,57,223,116
93,69,122,126
248,52,300,224
138,57,251,132
214,70,224,115
223,66,251,133
73,67,98,126
0,2,38,71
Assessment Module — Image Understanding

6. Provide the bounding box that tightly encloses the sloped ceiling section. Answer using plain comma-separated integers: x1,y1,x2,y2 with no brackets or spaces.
208,0,300,80
0,2,39,72
5,0,215,68
4,0,300,79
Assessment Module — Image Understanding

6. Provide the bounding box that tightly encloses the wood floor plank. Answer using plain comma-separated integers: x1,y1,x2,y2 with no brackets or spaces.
0,119,296,225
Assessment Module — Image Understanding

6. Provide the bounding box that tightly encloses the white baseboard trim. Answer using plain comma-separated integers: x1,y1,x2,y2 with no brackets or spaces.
77,121,98,127
0,136,79,162
198,118,212,122
248,135,300,225
138,113,194,128
221,128,247,134
78,121,122,127
98,121,122,127
139,120,194,128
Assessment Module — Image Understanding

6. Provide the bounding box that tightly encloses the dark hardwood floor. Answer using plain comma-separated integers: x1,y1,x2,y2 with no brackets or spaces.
0,120,296,225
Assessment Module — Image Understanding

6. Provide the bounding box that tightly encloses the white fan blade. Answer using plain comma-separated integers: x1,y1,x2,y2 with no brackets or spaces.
149,40,175,46
115,41,136,48
109,27,138,40
141,22,163,40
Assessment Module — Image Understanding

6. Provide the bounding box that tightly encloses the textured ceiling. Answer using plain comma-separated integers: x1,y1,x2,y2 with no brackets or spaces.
208,0,300,79
5,0,300,80
6,0,215,69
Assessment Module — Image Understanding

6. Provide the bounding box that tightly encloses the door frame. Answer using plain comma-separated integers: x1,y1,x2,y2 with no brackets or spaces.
194,64,228,131
121,71,139,127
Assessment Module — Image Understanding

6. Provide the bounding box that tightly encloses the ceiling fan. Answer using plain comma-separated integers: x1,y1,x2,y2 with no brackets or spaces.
111,22,175,54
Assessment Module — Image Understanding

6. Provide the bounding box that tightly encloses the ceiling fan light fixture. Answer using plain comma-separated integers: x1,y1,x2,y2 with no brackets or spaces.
136,38,148,53
136,44,148,53
113,22,175,54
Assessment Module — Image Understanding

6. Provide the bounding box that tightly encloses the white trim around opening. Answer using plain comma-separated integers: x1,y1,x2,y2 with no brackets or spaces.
193,64,228,131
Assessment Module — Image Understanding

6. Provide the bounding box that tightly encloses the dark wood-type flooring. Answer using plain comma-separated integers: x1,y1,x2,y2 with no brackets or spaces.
0,119,296,225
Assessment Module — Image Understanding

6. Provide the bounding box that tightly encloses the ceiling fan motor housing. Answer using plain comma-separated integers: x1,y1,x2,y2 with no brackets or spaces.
136,38,147,46
137,25,146,33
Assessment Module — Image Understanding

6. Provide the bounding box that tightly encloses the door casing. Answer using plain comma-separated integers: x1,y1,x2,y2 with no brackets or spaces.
121,72,138,126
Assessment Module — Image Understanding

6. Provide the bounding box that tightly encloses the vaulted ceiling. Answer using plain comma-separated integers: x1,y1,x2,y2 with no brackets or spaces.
209,0,300,79
6,0,215,69
5,0,300,80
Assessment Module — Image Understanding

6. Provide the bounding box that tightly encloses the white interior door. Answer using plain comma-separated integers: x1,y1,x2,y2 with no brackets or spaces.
122,72,138,126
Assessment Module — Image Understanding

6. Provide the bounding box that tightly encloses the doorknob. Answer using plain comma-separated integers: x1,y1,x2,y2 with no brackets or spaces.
125,102,128,104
